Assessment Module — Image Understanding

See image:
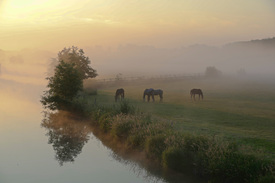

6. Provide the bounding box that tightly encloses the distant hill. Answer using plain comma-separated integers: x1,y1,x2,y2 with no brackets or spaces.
225,37,275,49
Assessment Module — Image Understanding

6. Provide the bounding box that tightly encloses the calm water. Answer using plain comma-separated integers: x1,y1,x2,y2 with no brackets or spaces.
0,79,203,183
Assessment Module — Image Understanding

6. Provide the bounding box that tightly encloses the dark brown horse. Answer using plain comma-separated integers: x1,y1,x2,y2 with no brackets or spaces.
143,88,163,102
190,89,203,101
115,88,124,102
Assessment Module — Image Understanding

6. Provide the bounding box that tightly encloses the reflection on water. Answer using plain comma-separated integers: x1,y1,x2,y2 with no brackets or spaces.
92,127,205,183
41,111,91,165
41,111,205,183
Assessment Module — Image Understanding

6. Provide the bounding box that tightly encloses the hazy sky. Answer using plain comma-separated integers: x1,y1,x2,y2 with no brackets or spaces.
0,0,274,50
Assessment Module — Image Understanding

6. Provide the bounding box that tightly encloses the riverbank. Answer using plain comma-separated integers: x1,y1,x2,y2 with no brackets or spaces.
76,96,275,183
89,120,205,183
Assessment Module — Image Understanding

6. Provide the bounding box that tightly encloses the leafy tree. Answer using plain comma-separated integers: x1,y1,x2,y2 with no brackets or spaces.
49,46,97,80
41,60,83,110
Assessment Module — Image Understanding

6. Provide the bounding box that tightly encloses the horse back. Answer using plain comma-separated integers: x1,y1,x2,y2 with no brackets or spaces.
191,88,202,93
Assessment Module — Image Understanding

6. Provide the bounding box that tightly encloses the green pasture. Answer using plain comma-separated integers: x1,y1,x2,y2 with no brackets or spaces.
86,77,275,159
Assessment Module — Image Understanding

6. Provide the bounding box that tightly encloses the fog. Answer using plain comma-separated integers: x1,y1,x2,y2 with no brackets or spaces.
0,37,274,84
83,37,275,78
0,49,52,117
0,49,54,85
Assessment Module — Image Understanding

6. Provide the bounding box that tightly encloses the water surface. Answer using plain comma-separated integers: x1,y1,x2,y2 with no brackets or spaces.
0,79,204,183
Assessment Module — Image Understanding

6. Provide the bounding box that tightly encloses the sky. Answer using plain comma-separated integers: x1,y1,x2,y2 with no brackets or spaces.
0,0,275,51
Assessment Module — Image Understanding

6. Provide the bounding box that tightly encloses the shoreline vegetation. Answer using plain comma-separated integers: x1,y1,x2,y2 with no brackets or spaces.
41,47,275,183
74,94,275,183
43,77,275,183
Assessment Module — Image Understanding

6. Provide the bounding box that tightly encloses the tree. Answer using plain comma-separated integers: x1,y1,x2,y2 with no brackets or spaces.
50,46,97,80
205,66,222,78
41,61,83,110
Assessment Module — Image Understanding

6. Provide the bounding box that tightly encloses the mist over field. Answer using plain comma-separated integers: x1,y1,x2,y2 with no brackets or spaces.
86,37,275,77
0,37,275,84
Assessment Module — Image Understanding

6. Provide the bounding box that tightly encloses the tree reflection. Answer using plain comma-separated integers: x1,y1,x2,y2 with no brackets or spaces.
41,111,91,165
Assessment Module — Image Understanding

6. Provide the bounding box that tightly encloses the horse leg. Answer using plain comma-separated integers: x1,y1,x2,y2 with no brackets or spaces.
143,93,146,102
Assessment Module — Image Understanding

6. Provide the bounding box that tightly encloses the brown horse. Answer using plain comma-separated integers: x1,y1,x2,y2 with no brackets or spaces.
115,88,124,102
190,89,203,101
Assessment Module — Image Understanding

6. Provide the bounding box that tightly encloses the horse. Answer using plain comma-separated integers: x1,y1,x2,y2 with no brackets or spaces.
143,88,163,102
115,88,124,102
190,89,203,101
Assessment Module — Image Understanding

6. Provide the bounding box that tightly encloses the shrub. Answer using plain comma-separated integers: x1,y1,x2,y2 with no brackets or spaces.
91,106,113,125
162,147,186,172
115,100,135,115
126,115,153,148
70,91,94,116
127,133,147,148
182,135,210,152
99,113,112,132
216,153,274,183
193,138,238,178
111,114,133,138
145,134,167,160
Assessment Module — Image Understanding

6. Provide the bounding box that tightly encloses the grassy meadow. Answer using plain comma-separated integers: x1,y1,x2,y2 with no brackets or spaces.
85,76,275,159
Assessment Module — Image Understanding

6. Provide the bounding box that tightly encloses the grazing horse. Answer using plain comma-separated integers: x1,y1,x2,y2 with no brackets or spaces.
143,88,163,102
115,88,124,102
190,89,203,101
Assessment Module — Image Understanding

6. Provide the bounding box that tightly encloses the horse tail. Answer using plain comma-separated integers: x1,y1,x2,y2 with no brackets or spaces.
201,90,203,99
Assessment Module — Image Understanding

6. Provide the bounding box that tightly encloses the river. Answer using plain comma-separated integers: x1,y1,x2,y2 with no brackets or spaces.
0,78,204,183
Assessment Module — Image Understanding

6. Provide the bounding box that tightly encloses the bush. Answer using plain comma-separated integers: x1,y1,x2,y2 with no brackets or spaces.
126,115,153,148
115,100,135,115
145,134,167,160
127,133,147,148
111,114,133,138
162,147,186,172
91,106,113,124
209,153,274,183
99,113,112,132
